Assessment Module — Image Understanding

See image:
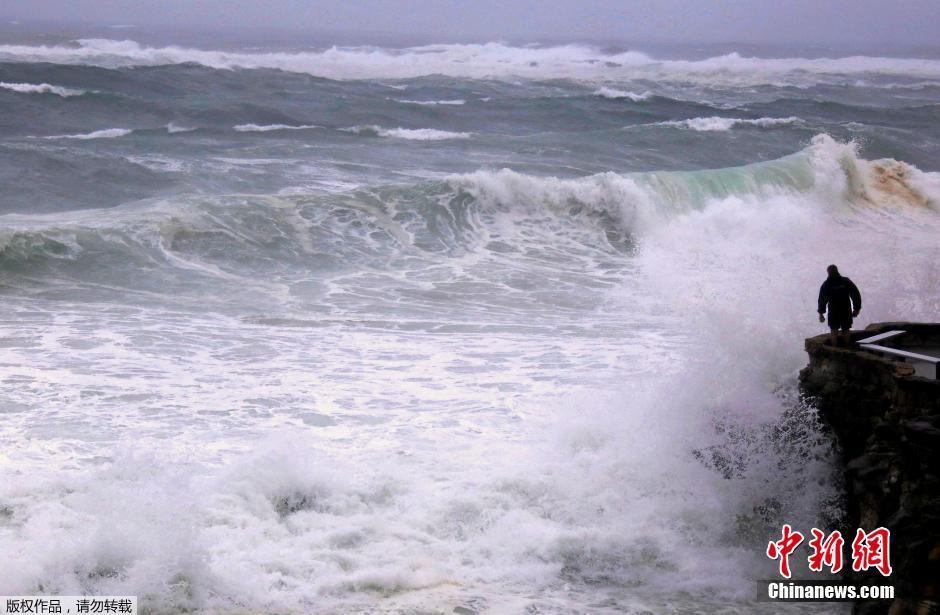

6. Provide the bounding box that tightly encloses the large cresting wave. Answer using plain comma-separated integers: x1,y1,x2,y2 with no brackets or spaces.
0,135,936,294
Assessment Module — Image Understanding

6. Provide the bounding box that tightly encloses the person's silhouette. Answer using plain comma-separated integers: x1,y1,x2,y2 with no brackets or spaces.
817,264,862,347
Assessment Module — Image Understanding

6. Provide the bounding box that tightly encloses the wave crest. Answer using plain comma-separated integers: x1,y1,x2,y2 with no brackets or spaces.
593,87,653,101
3,39,940,86
655,116,803,131
393,99,466,106
233,123,320,132
42,128,133,140
342,125,471,140
0,81,87,97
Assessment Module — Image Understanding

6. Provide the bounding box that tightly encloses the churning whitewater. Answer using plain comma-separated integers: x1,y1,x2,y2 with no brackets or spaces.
1,26,939,614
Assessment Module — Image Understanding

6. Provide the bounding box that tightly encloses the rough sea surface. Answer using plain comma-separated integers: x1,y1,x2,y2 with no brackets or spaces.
1,24,939,614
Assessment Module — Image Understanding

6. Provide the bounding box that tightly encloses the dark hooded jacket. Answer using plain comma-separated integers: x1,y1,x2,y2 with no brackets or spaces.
818,274,861,320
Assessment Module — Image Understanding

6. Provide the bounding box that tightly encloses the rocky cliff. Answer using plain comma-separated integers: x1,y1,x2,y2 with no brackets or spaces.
799,322,940,614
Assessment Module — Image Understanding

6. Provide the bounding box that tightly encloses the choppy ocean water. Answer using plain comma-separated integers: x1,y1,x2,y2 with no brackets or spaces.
1,23,939,613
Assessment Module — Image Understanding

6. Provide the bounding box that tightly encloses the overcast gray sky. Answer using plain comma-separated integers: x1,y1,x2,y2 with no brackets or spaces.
3,0,940,46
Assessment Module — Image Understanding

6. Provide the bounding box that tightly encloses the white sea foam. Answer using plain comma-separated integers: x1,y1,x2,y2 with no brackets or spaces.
166,122,196,133
342,125,472,140
233,123,320,132
656,116,803,131
43,128,133,139
0,81,86,97
593,87,653,101
2,39,940,86
394,98,466,105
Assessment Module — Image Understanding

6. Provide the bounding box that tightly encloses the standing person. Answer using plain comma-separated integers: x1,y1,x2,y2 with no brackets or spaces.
817,264,862,347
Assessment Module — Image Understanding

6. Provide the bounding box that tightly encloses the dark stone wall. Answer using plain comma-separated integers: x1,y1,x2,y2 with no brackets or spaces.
799,323,940,615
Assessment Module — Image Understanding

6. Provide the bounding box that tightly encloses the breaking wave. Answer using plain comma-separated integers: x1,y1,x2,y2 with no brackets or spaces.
165,122,196,134
0,81,87,97
655,116,803,131
1,135,935,292
2,39,940,85
233,123,320,132
342,125,472,140
394,99,467,105
41,128,133,140
594,87,653,101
